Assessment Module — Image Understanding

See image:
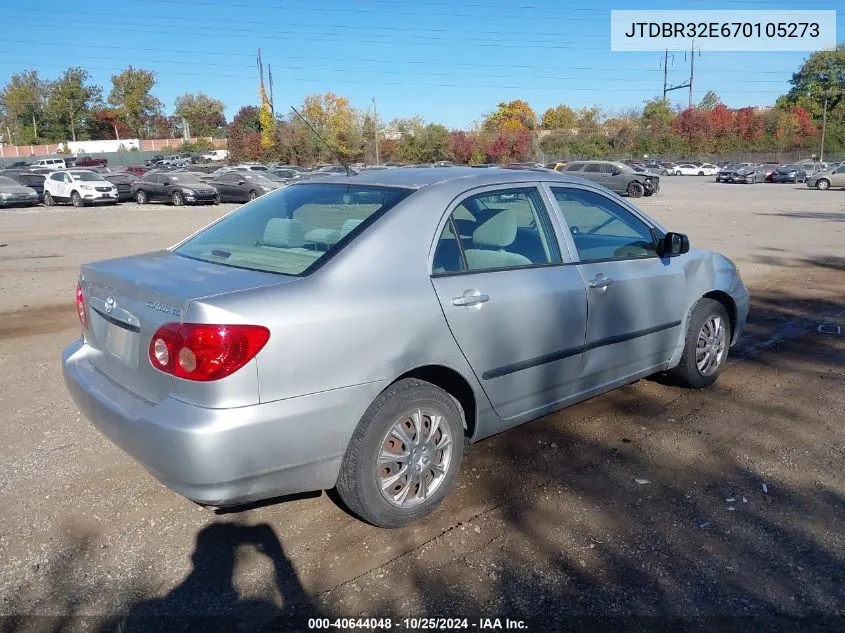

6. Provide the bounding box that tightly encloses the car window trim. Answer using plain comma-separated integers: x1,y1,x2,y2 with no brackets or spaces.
540,182,666,265
428,182,569,277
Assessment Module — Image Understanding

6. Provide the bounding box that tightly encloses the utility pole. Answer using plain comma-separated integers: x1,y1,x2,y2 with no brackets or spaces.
689,38,695,110
268,65,275,117
114,123,120,141
372,97,379,166
820,93,829,163
663,49,669,100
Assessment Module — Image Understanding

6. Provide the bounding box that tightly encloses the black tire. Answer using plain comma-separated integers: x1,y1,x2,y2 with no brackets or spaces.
816,178,830,190
698,171,704,176
213,194,220,205
71,191,84,208
43,191,55,206
668,298,731,389
627,182,645,198
335,378,465,528
171,190,184,206
248,190,259,201
135,190,148,204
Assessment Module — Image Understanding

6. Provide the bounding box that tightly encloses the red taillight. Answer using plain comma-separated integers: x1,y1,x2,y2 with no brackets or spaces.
148,323,270,382
75,282,88,330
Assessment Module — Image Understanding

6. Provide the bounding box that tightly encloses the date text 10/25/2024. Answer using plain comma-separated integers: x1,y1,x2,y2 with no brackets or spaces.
307,618,529,630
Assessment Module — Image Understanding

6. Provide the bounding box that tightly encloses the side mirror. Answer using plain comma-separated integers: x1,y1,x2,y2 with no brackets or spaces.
163,180,171,186
237,180,245,186
612,169,621,176
660,232,690,256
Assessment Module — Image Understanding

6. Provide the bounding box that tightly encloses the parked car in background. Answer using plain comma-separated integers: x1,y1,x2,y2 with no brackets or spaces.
270,168,303,181
658,162,678,175
131,171,219,205
103,172,139,201
34,158,66,170
715,163,755,183
233,163,271,172
674,163,718,176
760,163,780,182
43,169,118,207
806,164,845,190
731,164,765,184
74,156,108,168
0,170,46,201
0,175,40,207
144,155,166,167
563,160,659,197
123,165,148,177
207,171,283,202
63,168,749,528
201,149,229,163
471,163,498,168
546,161,568,171
771,164,807,183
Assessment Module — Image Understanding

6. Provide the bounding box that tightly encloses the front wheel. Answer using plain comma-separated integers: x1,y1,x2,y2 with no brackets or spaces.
816,178,830,190
71,191,84,207
171,191,184,206
335,378,465,528
135,190,148,204
698,171,704,176
627,182,645,198
248,190,259,201
668,298,731,389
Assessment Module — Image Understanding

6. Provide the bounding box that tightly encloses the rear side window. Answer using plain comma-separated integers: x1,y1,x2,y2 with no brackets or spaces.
432,187,562,274
175,184,412,276
565,163,583,172
583,164,602,173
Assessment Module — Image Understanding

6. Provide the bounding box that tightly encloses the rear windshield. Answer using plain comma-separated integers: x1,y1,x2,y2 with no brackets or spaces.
0,176,18,186
70,171,102,182
174,183,413,276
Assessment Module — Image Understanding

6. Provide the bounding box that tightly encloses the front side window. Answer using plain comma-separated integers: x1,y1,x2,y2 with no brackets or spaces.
70,171,102,182
432,187,562,274
583,163,602,173
175,183,412,276
49,173,63,182
550,187,658,262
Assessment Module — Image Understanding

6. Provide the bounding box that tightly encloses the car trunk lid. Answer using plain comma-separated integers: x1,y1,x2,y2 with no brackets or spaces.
80,250,289,403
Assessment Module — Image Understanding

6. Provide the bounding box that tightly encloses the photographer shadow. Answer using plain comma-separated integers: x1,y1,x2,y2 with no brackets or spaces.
103,522,320,633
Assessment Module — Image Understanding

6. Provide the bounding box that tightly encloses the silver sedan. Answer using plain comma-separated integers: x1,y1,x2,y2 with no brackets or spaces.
62,168,749,528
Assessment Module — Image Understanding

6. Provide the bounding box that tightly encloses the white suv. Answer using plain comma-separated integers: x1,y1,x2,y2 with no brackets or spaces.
43,169,118,207
34,158,67,170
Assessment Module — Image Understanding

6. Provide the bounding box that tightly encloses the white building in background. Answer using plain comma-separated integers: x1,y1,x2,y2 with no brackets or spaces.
57,139,141,154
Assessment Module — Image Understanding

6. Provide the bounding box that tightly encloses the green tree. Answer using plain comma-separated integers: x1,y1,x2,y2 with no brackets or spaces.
483,100,537,132
108,67,163,138
173,93,226,137
395,121,451,163
300,92,362,160
781,44,845,117
0,70,49,144
698,90,721,110
44,68,102,142
540,104,577,131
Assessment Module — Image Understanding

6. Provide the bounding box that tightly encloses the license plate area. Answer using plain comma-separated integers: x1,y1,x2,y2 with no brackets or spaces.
105,321,138,366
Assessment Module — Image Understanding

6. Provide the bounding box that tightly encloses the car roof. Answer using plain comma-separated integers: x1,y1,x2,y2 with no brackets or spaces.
299,166,591,190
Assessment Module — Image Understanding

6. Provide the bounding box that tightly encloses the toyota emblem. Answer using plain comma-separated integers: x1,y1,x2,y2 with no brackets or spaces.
104,297,116,314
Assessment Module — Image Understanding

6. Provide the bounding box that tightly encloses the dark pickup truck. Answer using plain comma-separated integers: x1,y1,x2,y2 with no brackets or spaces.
72,156,108,168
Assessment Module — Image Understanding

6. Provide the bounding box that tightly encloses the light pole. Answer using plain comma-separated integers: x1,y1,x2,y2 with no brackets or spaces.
372,97,379,166
819,73,830,163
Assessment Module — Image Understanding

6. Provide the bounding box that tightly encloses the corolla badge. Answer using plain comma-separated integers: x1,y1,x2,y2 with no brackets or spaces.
146,300,182,318
104,297,116,314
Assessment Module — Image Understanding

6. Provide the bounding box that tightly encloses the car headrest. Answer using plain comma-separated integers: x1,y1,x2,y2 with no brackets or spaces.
263,218,306,248
339,218,364,240
472,210,518,248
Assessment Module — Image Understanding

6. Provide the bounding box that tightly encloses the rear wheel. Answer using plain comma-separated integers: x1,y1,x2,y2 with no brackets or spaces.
43,191,54,206
816,178,830,190
669,298,731,389
71,191,84,207
698,171,704,176
171,191,184,206
248,190,259,201
135,190,147,204
627,182,645,198
335,378,465,528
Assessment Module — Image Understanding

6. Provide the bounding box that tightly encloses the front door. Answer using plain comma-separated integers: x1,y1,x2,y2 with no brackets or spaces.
830,165,845,187
546,185,686,393
430,185,588,421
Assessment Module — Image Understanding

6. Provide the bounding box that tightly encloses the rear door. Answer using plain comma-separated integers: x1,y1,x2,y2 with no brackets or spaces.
831,165,845,187
545,185,686,393
430,185,588,420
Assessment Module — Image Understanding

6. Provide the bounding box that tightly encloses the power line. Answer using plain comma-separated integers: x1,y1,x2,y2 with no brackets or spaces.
0,38,799,76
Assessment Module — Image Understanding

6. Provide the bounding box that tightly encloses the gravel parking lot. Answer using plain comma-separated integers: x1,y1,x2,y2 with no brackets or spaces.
1,178,843,631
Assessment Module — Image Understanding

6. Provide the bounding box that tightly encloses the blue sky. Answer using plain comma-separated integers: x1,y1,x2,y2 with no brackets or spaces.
0,0,841,129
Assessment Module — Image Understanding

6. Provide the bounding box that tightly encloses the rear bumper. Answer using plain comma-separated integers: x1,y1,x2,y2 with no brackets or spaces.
62,339,387,506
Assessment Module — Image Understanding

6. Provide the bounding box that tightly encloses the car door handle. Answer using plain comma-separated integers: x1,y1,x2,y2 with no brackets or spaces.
588,274,613,289
452,290,489,307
